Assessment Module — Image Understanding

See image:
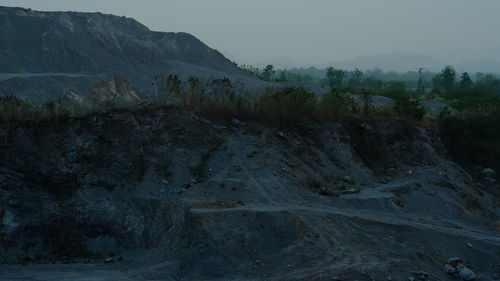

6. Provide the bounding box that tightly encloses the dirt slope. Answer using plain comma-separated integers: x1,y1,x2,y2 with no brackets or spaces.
0,105,499,281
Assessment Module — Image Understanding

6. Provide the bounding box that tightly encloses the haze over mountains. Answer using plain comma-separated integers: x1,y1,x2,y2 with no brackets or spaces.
234,52,500,73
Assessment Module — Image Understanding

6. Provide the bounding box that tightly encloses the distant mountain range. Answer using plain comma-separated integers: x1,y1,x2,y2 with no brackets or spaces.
322,52,500,73
319,52,446,72
253,56,309,70
241,52,500,74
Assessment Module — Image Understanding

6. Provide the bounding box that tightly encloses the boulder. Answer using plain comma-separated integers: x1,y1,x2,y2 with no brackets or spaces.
412,270,430,280
445,258,477,281
231,119,241,126
421,100,457,116
448,257,464,267
457,264,477,281
482,168,496,176
444,264,458,274
483,177,497,184
89,77,142,107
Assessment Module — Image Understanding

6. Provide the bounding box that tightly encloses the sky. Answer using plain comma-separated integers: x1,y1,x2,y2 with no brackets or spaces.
1,0,500,66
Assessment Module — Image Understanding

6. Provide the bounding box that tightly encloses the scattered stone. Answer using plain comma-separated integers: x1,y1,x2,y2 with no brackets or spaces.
412,271,430,280
457,264,477,281
445,257,477,280
467,242,472,248
319,187,340,197
444,264,458,274
231,119,241,126
343,176,355,184
408,170,415,176
341,188,360,195
386,274,392,281
408,276,415,281
449,257,464,267
482,168,496,176
483,177,497,184
104,257,114,263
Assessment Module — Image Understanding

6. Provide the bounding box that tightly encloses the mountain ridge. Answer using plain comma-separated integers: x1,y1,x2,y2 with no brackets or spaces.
0,5,240,74
0,6,271,103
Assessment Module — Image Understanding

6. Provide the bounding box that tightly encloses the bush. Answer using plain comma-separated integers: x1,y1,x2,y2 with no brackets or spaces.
0,94,77,123
319,90,355,120
439,113,500,171
256,87,316,121
393,96,426,120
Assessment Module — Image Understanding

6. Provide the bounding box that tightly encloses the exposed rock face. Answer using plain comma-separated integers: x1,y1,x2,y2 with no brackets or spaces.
0,106,499,280
89,76,141,106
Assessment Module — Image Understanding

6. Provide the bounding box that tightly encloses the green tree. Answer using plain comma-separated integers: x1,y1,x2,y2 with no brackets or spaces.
348,68,364,89
441,65,456,91
416,68,425,94
326,67,346,88
394,96,426,120
261,65,275,81
432,73,443,92
239,64,261,77
459,72,473,89
362,76,383,90
320,90,355,119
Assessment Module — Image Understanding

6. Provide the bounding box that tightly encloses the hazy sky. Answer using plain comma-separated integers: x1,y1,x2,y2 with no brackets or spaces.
1,0,500,65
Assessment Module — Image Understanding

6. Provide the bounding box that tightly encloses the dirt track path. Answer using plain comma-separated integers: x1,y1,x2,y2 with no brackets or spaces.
190,204,500,245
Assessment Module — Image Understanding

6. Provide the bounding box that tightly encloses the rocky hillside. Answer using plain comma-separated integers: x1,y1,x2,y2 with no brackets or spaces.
0,6,239,74
0,105,499,281
0,6,267,103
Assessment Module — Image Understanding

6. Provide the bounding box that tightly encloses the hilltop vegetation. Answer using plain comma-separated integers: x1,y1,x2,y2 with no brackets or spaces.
2,70,499,175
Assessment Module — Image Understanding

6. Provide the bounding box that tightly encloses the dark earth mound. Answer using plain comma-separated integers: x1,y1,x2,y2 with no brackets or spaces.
0,104,498,280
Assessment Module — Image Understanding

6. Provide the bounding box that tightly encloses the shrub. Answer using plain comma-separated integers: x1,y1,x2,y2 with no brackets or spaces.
393,96,426,120
319,90,355,120
256,87,316,121
439,113,500,171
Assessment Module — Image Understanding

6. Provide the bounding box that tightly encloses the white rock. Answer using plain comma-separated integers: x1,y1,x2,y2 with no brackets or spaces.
231,119,241,126
444,264,458,274
457,264,477,281
482,168,496,176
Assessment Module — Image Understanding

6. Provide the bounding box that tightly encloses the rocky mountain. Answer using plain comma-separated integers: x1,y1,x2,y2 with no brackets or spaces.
0,6,239,74
0,6,266,103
